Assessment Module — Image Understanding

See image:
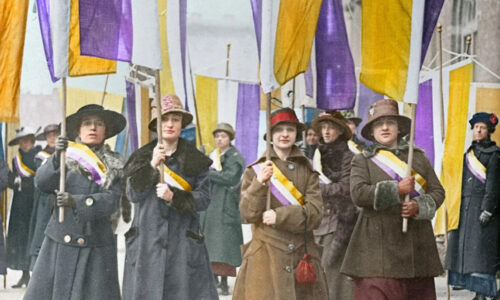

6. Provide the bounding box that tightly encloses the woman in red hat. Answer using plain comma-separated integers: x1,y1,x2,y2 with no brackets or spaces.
233,107,328,299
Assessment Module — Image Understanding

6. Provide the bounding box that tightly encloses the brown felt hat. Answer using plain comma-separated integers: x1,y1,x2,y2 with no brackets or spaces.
212,123,235,140
360,98,411,141
311,110,352,140
149,94,193,130
342,110,362,127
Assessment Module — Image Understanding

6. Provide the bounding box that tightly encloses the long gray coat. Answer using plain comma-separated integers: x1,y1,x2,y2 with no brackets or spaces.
24,143,123,300
122,139,218,300
200,145,245,268
445,139,500,275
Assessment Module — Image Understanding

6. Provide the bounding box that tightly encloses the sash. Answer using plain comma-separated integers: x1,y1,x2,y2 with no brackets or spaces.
163,165,193,191
66,141,107,186
13,153,36,178
209,149,222,171
370,149,427,197
348,140,362,155
312,148,332,184
35,150,52,163
465,149,486,183
252,162,304,206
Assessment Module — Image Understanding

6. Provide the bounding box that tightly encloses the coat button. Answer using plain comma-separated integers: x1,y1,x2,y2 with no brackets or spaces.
288,164,295,170
85,198,94,206
77,238,85,246
288,243,295,251
64,235,71,243
285,266,292,273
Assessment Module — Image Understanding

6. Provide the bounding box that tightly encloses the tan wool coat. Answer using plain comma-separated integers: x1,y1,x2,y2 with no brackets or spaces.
233,146,328,300
341,142,445,279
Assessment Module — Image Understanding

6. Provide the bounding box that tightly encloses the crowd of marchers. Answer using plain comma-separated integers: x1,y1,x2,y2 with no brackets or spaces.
0,94,498,300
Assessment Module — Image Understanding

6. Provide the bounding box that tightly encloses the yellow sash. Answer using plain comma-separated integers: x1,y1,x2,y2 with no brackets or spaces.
163,165,193,191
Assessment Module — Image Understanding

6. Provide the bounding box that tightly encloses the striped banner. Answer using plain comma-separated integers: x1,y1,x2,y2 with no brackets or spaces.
35,150,52,163
465,149,486,183
163,165,192,191
209,149,222,171
66,141,107,186
253,163,304,206
13,153,36,178
347,140,362,155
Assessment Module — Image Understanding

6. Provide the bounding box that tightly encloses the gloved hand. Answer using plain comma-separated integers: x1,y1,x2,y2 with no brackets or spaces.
54,136,69,161
479,210,492,226
55,190,76,208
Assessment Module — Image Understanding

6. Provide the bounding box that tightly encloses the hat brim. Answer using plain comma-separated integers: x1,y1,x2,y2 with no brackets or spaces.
311,116,353,140
361,115,411,141
346,117,362,127
212,129,235,141
149,110,193,131
35,127,60,141
66,109,126,140
263,121,307,141
8,134,35,146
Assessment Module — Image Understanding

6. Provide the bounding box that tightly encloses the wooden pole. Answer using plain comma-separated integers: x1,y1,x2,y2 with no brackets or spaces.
302,105,306,142
3,123,7,287
155,70,164,183
225,44,231,78
187,49,203,147
266,93,272,210
101,74,109,106
402,103,417,233
291,78,296,109
59,78,67,223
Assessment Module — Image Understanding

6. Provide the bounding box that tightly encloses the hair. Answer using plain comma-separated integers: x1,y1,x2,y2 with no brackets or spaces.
471,121,495,134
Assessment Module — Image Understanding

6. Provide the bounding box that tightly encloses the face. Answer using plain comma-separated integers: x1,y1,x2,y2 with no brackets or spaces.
372,117,399,148
161,113,183,142
214,131,231,151
78,116,106,146
45,131,59,148
271,123,297,151
346,120,357,135
19,138,34,152
321,121,343,144
306,128,319,146
473,122,489,142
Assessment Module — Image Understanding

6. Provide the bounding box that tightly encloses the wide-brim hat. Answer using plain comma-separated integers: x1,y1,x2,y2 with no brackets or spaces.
8,126,39,146
469,112,498,133
360,98,411,141
311,110,352,141
342,110,362,127
149,94,193,130
66,104,126,140
263,107,307,140
36,123,60,140
212,123,235,140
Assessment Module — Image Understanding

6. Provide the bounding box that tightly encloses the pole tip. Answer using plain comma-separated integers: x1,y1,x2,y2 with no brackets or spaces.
437,23,442,32
466,36,472,44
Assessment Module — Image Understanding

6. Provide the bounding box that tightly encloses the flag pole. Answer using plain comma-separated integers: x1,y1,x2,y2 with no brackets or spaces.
187,46,203,147
225,43,231,78
59,78,67,223
101,74,109,105
302,105,306,143
402,104,417,233
266,92,272,210
155,70,164,183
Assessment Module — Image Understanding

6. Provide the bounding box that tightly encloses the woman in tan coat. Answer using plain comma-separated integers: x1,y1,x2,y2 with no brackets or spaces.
233,107,328,300
340,99,445,299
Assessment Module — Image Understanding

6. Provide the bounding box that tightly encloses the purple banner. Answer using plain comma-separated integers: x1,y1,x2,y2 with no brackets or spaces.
315,0,356,110
235,83,260,165
415,79,434,166
356,83,382,144
250,0,262,58
36,0,58,82
79,0,132,61
421,0,445,66
126,81,139,154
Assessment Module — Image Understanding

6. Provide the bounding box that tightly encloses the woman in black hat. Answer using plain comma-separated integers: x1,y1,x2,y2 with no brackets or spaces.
6,126,41,288
25,104,126,299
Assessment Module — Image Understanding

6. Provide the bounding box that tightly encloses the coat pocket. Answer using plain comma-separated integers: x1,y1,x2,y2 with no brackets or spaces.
223,190,242,225
186,237,208,268
124,227,139,267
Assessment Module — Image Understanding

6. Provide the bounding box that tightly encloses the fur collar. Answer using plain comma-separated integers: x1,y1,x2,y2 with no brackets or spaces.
362,138,424,158
469,139,499,153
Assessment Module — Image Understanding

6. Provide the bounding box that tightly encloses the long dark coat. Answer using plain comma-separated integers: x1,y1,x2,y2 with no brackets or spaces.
200,145,245,268
6,145,40,271
445,139,500,275
0,157,9,274
233,146,328,300
27,146,55,269
122,139,218,300
24,143,123,300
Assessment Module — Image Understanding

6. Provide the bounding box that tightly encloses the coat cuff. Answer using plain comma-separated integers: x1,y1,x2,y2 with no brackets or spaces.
413,194,437,220
374,180,399,211
129,165,159,192
170,187,196,215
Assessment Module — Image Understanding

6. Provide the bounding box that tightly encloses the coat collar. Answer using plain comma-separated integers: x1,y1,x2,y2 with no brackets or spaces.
362,138,423,158
249,145,313,172
469,139,499,153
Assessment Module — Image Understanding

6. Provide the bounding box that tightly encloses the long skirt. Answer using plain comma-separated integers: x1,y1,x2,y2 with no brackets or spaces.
353,277,436,300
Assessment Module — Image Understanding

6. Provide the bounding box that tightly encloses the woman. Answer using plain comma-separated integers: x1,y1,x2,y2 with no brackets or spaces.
311,110,358,300
6,127,41,288
122,94,218,300
233,107,328,300
25,104,126,299
201,122,245,295
27,124,59,269
341,99,445,299
302,126,319,159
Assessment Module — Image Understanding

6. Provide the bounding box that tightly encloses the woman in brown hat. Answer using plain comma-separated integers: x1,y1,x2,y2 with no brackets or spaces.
233,107,328,300
200,122,245,295
6,126,41,288
340,99,445,299
122,94,218,300
25,104,126,299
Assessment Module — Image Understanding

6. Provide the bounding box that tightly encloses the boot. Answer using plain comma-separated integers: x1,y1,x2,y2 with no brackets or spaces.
472,294,487,300
219,276,230,296
12,271,30,288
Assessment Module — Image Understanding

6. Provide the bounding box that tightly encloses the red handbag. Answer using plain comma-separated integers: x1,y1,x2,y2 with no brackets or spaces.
296,208,316,284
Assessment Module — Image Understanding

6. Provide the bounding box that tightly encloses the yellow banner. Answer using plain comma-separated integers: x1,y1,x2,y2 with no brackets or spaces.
0,0,29,123
360,0,412,101
476,87,500,143
434,63,473,235
158,0,175,95
68,0,116,77
195,75,218,153
274,0,321,85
